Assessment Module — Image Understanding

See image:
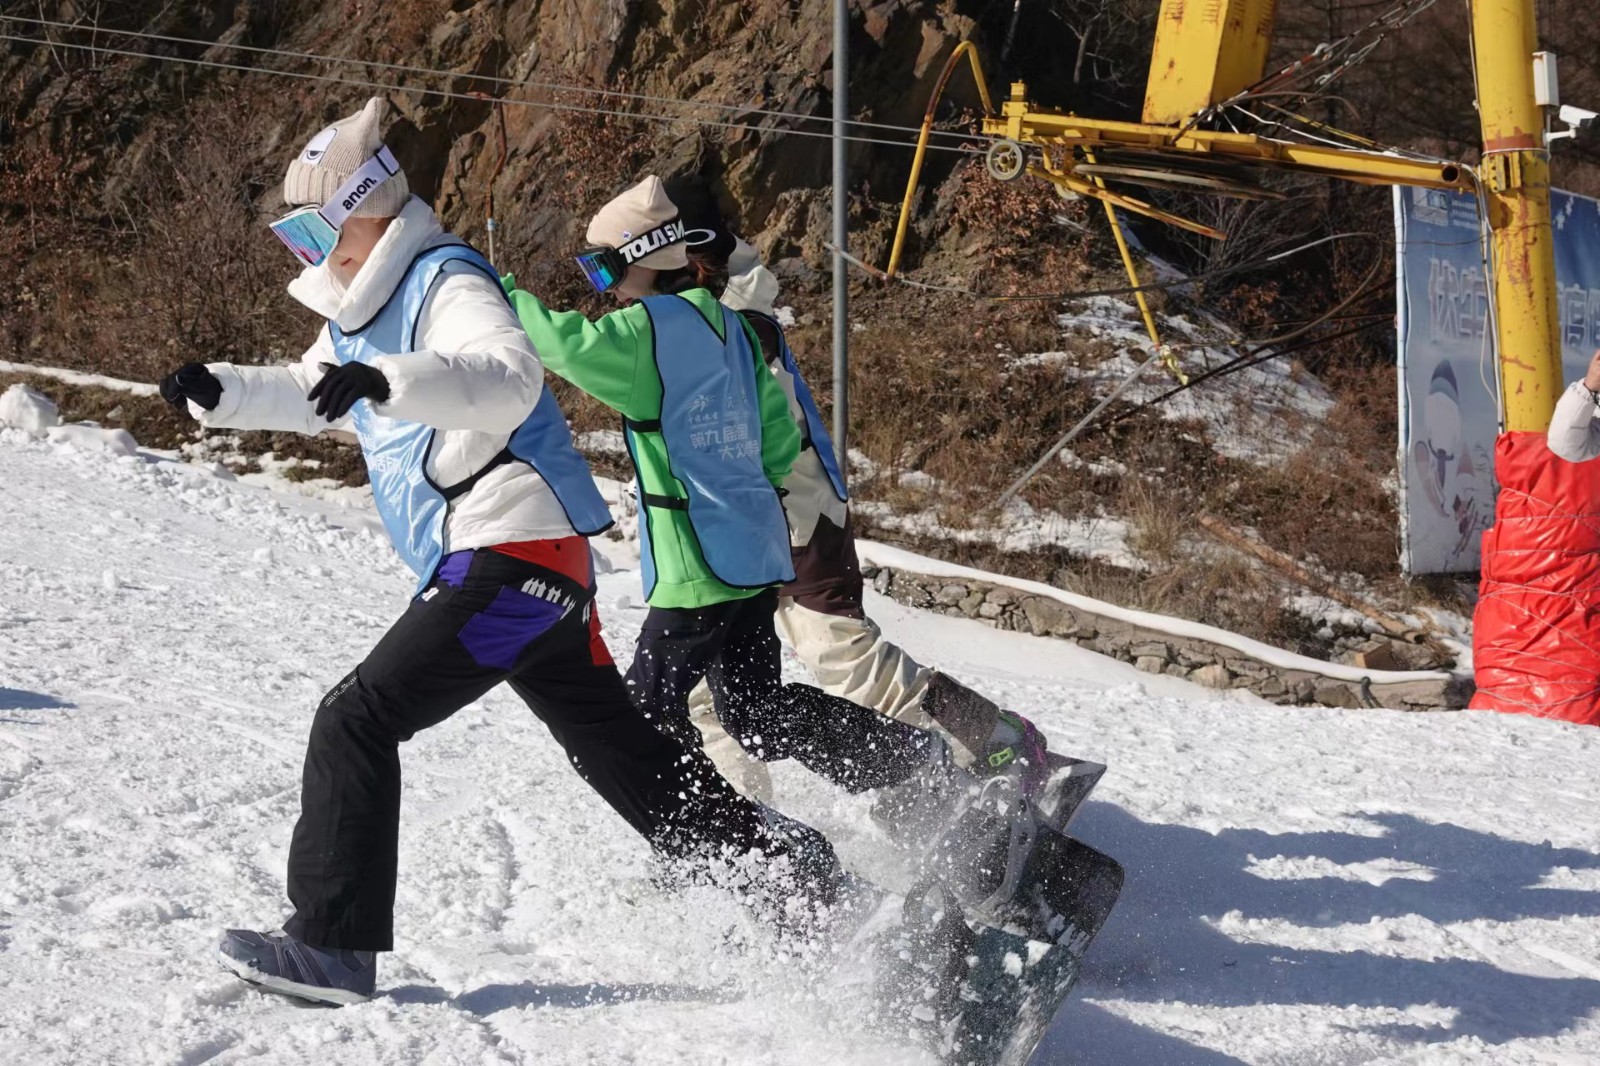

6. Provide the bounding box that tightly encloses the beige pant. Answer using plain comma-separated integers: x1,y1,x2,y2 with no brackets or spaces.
688,597,939,802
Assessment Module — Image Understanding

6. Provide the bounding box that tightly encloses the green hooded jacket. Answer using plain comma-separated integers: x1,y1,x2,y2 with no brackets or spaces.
504,280,800,609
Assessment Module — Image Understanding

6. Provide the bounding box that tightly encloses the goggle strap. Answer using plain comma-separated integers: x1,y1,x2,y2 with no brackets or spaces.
617,219,685,265
318,146,401,230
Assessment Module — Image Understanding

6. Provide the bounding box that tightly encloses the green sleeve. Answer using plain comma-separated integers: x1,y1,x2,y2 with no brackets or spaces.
503,280,653,417
745,317,801,487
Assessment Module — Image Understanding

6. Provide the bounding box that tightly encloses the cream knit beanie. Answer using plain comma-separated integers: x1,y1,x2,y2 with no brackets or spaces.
282,97,410,217
585,176,687,271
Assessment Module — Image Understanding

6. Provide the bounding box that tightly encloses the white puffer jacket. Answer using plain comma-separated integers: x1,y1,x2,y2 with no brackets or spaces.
722,241,849,548
196,196,582,550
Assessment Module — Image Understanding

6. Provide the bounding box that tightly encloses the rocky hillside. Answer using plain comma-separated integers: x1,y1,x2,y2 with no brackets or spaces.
0,0,1035,374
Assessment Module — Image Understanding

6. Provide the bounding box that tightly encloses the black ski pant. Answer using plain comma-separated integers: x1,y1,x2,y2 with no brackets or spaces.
284,547,817,952
624,588,937,794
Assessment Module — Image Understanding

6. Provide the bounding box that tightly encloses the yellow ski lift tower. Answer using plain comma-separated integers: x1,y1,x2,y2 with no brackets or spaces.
887,0,1562,431
1468,0,1563,430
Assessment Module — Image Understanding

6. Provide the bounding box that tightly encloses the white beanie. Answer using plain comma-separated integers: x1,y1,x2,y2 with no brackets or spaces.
585,176,687,271
282,97,410,217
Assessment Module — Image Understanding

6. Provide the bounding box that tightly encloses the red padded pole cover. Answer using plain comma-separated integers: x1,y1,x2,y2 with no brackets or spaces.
1471,431,1600,724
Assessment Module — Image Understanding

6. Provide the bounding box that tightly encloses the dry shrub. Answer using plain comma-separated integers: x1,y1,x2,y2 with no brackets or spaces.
108,94,311,379
0,130,99,359
1225,363,1400,581
1120,476,1184,562
1060,551,1295,645
3,82,312,377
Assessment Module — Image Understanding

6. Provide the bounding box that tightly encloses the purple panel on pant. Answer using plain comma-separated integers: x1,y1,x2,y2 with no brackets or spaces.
437,552,473,589
457,585,569,670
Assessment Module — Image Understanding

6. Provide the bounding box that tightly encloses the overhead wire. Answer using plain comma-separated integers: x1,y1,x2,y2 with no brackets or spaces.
0,13,988,148
1097,319,1391,437
0,32,980,156
1200,0,1445,126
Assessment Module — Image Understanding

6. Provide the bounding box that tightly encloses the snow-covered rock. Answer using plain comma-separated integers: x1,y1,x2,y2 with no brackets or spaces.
0,384,61,436
46,423,138,457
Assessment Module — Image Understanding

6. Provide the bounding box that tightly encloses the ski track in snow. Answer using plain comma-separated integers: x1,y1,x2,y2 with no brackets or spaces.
3,426,1600,1065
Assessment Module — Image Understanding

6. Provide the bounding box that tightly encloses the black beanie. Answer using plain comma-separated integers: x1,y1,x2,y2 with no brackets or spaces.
663,175,738,262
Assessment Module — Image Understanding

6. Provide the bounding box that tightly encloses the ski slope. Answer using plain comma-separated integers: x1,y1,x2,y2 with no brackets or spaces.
3,426,1600,1066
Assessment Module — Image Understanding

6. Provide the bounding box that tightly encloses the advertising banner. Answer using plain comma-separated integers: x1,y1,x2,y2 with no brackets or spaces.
1394,185,1600,573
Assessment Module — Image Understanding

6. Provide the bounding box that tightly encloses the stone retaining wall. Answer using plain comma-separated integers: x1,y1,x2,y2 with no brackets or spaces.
865,566,1473,711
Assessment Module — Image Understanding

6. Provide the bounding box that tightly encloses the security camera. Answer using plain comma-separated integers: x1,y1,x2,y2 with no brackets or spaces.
1549,105,1598,144
1559,105,1597,128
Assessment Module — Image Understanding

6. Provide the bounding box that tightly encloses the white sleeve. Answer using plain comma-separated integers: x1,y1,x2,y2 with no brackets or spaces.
192,328,347,435
368,266,543,434
1547,379,1600,462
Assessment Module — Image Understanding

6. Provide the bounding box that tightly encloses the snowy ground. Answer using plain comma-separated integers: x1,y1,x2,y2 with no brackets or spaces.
4,428,1600,1065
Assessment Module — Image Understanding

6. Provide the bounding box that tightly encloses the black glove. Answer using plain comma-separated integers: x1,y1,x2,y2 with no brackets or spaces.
158,363,223,415
307,361,390,421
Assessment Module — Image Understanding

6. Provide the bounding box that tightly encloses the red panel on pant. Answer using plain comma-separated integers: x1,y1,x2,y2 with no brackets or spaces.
489,536,594,586
587,605,615,667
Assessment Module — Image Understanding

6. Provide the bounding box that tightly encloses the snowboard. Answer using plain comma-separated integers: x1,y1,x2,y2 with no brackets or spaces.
1035,753,1106,832
870,787,1123,1065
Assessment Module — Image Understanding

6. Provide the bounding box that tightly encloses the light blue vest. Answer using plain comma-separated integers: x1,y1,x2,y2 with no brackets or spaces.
634,294,795,592
745,310,848,503
329,243,612,593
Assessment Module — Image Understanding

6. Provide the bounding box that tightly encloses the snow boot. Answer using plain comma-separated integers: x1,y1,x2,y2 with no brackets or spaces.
870,704,1049,847
981,708,1051,800
921,673,1049,772
217,929,376,1006
749,803,857,939
653,802,851,942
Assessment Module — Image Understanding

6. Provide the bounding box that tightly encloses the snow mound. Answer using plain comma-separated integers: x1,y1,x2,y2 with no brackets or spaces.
46,423,139,457
0,384,61,436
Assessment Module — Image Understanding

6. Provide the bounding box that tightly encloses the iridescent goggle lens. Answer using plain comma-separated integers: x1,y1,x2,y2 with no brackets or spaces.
575,247,625,293
269,206,341,268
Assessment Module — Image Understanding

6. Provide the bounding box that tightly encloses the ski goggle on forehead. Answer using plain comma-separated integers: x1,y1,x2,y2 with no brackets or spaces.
574,219,686,293
268,146,400,268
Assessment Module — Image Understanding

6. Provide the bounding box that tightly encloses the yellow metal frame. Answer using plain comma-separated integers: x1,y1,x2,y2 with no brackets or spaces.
887,74,1470,280
1021,160,1226,239
880,49,1180,359
885,42,993,279
1468,0,1561,432
1084,147,1165,353
984,83,1468,191
1143,0,1279,126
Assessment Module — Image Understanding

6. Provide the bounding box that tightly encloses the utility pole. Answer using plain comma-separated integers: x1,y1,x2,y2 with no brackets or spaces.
1470,0,1563,428
832,0,850,485
1465,0,1588,722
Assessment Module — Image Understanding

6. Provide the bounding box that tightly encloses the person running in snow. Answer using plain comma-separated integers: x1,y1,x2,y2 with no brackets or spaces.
659,177,1050,806
157,100,844,1007
502,176,1040,817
